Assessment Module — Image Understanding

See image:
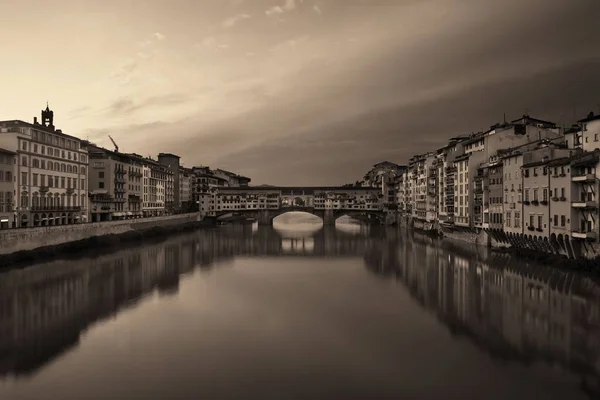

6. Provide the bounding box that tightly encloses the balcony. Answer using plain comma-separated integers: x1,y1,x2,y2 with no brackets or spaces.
572,231,598,240
552,197,559,202
523,200,531,205
527,226,535,231
572,173,597,182
115,177,126,183
31,205,82,212
572,200,597,209
531,200,539,206
540,200,548,205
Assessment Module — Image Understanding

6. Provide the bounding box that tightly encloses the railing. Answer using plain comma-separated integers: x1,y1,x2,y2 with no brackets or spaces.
31,205,82,212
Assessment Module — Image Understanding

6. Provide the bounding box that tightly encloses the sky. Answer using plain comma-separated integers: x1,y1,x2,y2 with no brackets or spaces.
1,0,599,185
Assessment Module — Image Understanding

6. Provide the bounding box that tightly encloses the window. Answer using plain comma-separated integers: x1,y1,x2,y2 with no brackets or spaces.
32,174,38,186
99,171,104,178
533,189,538,201
529,215,534,226
506,212,511,227
561,188,565,198
514,212,520,228
81,179,85,189
99,182,105,189
524,189,529,201
561,215,566,227
22,141,27,151
538,215,543,228
543,188,548,201
21,172,27,185
21,156,27,167
554,215,558,226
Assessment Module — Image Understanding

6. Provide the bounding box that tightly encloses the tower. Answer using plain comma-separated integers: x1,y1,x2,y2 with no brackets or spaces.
41,103,55,131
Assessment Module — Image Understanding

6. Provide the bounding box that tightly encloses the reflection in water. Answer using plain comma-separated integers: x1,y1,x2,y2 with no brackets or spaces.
0,224,598,398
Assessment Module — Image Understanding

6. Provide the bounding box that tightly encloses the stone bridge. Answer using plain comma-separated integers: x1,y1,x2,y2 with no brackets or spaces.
200,186,387,225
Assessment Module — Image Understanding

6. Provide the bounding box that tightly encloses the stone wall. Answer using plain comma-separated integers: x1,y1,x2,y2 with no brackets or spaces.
442,229,490,246
0,213,200,256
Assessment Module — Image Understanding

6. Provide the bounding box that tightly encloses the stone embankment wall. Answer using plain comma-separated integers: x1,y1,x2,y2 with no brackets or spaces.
0,213,199,256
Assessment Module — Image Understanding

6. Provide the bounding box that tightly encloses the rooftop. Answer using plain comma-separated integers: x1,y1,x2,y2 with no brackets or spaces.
578,111,600,123
0,147,16,155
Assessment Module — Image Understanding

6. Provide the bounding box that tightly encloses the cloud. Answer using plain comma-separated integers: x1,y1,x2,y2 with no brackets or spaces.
153,32,166,41
194,37,230,52
104,93,194,117
266,6,284,17
313,5,322,16
109,60,138,86
266,0,296,17
222,13,251,28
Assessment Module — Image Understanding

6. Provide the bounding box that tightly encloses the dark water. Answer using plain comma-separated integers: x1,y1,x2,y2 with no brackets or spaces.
0,220,599,400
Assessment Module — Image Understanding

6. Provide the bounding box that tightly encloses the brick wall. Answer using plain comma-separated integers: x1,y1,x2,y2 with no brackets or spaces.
0,213,199,256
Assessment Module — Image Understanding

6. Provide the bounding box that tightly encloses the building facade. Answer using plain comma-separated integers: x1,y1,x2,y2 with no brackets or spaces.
87,145,144,221
0,148,16,229
0,106,89,228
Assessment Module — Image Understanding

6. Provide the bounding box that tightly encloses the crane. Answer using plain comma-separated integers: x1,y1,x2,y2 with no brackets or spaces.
108,135,119,153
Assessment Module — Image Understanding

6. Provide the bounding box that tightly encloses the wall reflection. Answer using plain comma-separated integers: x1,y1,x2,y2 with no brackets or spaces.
0,225,598,399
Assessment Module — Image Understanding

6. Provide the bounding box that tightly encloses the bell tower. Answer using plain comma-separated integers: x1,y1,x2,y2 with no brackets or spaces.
41,102,55,131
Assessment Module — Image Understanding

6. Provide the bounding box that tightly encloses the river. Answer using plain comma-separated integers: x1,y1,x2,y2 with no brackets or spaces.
0,216,599,400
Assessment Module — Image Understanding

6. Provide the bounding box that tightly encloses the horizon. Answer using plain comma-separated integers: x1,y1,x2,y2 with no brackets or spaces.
1,0,599,186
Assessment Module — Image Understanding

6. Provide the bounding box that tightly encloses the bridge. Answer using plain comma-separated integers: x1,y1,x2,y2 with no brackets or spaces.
199,186,388,225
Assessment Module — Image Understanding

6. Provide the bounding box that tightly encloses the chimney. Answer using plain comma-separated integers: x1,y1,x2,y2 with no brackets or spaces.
33,117,38,124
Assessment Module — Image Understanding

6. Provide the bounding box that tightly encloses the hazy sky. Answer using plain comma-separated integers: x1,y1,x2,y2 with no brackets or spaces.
1,0,599,185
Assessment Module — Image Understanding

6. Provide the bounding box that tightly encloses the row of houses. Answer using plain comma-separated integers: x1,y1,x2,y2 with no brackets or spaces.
361,112,600,258
0,105,251,228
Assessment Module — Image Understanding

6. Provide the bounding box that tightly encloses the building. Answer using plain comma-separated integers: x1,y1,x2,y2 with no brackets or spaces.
521,145,573,238
87,144,144,221
138,157,172,217
0,148,16,229
577,112,600,152
179,166,195,212
363,161,407,189
569,150,600,248
0,105,89,228
158,153,181,212
212,168,251,187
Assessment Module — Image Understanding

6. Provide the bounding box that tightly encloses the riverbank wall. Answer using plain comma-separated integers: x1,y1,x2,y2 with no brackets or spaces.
0,213,208,267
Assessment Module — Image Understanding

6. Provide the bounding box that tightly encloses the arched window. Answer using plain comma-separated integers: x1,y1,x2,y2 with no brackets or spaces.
61,193,66,207
72,194,78,206
61,163,66,172
32,192,39,207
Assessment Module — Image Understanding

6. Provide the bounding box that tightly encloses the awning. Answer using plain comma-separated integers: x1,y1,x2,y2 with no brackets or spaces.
0,219,8,223
113,212,125,217
127,212,133,216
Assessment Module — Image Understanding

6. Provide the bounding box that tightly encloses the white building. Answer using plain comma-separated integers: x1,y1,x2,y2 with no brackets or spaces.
0,105,89,227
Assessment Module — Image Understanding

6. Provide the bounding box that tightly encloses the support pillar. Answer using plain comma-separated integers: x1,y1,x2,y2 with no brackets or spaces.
257,210,273,226
323,209,335,226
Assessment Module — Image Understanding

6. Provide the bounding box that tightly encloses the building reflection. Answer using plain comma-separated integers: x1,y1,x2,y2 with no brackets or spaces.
364,231,600,399
0,225,599,399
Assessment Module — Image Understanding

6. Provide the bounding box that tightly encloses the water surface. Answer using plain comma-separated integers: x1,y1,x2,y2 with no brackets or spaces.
0,220,598,399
